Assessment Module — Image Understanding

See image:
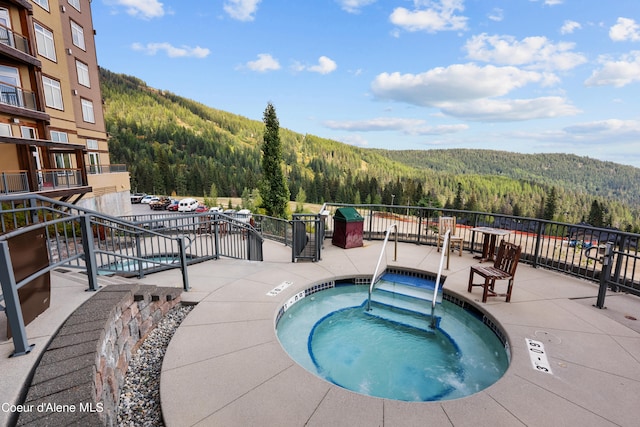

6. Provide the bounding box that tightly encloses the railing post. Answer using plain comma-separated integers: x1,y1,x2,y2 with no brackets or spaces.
135,233,144,279
532,221,544,269
1,172,7,194
178,236,190,291
595,243,614,309
368,207,373,241
0,240,34,356
80,215,99,291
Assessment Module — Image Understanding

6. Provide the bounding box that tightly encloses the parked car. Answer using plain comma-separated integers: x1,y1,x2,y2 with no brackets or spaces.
166,199,179,211
140,195,156,204
195,204,208,213
130,193,146,204
178,198,199,212
150,197,171,210
209,207,222,213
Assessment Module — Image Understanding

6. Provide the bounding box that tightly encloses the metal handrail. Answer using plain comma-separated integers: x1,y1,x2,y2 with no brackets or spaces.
431,229,450,327
366,223,398,311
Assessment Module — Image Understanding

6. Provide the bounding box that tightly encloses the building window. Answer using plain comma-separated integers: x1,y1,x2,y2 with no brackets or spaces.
76,60,90,87
43,76,63,110
20,126,37,139
68,0,81,11
51,131,69,143
33,0,50,11
70,20,85,51
86,139,99,149
88,152,100,172
0,123,11,137
81,98,95,123
54,153,72,169
34,22,57,62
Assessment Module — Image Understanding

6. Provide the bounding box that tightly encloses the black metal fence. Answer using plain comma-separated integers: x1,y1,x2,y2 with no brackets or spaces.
320,203,640,297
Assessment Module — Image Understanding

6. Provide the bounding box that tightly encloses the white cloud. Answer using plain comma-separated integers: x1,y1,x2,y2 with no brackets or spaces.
563,119,640,137
246,54,281,72
131,42,210,58
464,34,587,71
438,97,580,121
390,0,468,33
371,63,546,106
323,117,468,135
323,117,427,132
108,0,165,19
370,63,580,122
308,56,338,74
338,134,369,147
224,0,261,22
293,56,338,74
487,8,503,22
585,51,640,87
560,20,581,35
336,0,377,14
609,17,640,42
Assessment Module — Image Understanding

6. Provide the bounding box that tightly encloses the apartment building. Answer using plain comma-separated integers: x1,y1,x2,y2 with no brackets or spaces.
0,0,130,215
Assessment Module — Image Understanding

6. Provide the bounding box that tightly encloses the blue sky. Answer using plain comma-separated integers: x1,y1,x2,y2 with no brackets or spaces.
92,1,640,168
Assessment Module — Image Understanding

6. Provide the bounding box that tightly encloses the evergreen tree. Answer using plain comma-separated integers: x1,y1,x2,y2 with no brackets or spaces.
259,103,290,218
588,200,604,227
453,182,464,210
543,187,558,220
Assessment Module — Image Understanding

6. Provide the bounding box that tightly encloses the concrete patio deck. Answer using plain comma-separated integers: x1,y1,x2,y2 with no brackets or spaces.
2,239,640,426
151,240,640,427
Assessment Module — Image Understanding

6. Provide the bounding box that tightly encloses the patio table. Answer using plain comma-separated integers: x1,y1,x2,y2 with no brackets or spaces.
471,227,513,262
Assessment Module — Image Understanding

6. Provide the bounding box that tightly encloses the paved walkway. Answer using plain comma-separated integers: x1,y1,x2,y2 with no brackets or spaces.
2,240,640,426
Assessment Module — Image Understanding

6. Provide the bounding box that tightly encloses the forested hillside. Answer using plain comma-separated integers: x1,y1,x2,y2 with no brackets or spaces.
100,69,640,231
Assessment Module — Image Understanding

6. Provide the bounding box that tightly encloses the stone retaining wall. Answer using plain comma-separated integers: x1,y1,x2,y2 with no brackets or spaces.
15,284,182,426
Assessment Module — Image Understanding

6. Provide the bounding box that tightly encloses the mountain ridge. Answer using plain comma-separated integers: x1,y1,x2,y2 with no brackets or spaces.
99,68,640,230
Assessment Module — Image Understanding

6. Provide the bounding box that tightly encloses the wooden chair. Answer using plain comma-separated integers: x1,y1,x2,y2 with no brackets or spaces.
468,241,522,302
437,216,464,256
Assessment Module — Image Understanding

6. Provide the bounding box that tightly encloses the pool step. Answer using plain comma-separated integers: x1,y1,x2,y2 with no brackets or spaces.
374,279,443,304
365,299,440,332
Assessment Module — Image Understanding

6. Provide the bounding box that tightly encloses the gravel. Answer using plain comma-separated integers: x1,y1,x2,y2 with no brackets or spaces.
117,304,194,426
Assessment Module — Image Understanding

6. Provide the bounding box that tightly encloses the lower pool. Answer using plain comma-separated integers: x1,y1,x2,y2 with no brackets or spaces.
276,278,509,401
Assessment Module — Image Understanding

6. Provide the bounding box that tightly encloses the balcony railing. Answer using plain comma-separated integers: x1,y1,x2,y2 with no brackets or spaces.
0,82,36,110
0,171,29,194
0,24,31,56
39,169,83,190
87,164,128,174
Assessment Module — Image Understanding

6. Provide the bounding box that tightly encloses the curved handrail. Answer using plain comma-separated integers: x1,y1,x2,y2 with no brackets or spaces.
431,229,450,328
366,223,398,311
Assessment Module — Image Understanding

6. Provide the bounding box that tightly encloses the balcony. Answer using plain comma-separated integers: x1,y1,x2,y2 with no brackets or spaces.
0,170,29,194
0,169,88,195
0,25,30,55
0,82,36,110
39,169,83,191
87,164,128,174
0,23,39,67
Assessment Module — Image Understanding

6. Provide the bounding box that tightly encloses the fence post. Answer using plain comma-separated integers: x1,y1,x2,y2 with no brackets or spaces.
0,241,34,356
368,207,373,241
532,221,544,269
178,236,190,291
80,215,99,291
594,243,614,309
135,233,144,279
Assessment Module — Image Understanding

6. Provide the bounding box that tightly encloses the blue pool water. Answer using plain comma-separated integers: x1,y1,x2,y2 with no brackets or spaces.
276,280,509,401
